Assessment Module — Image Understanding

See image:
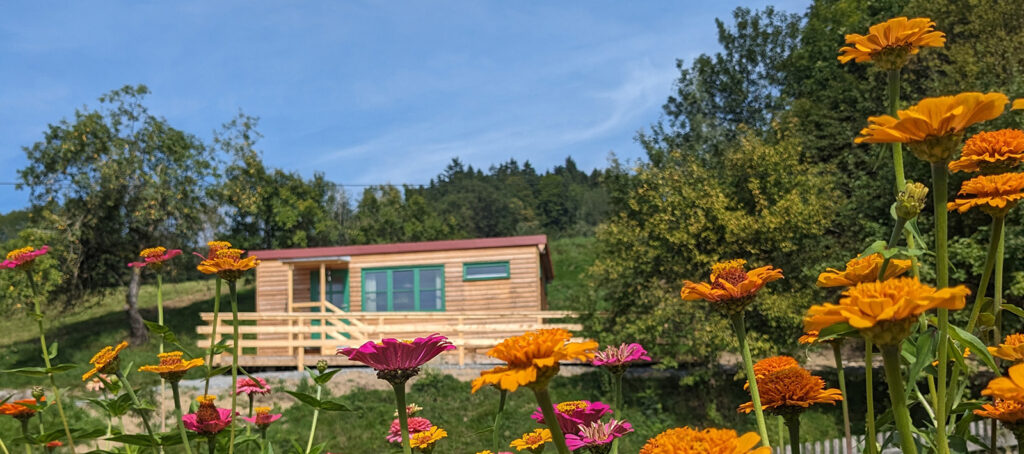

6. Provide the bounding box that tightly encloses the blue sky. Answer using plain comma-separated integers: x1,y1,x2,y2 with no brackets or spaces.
0,0,811,213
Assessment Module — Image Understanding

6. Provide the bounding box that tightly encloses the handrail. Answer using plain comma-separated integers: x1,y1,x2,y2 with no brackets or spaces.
199,310,576,320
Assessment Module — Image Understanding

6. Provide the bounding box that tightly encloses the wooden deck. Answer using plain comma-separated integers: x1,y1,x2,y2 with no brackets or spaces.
196,309,581,369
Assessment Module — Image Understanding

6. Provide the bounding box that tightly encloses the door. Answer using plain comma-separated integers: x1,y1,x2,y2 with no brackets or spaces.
309,269,350,340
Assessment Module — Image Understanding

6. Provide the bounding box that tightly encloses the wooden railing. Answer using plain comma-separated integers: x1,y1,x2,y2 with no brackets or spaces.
196,310,580,369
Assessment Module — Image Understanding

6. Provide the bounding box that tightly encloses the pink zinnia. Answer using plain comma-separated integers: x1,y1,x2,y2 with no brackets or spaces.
386,416,432,443
242,407,282,430
337,334,455,371
236,376,271,395
531,400,612,436
183,399,234,436
1,246,48,270
127,247,182,269
565,419,633,451
592,343,651,367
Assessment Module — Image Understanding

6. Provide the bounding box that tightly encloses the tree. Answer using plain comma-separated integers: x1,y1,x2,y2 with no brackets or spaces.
346,185,461,244
18,85,215,344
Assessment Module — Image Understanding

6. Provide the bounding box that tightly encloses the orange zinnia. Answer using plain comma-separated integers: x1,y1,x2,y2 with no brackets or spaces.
990,334,1024,362
975,399,1024,424
139,351,205,382
798,331,820,345
471,329,596,393
510,428,552,452
804,277,969,345
984,363,1024,401
947,173,1024,216
1014,99,1024,111
197,247,259,281
838,17,945,69
680,259,783,314
816,253,911,288
949,129,1024,174
83,341,129,381
744,356,799,390
410,426,447,450
639,427,770,454
856,92,1009,163
739,365,842,414
0,398,44,421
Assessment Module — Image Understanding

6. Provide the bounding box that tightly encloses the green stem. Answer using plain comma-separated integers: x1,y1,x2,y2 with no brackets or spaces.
205,278,222,396
994,222,1006,348
865,341,877,454
171,383,194,454
228,281,240,454
23,271,74,451
158,274,167,434
259,430,267,454
931,162,951,454
610,372,623,454
966,216,1002,333
114,370,157,440
881,344,918,454
878,218,909,280
778,417,785,446
887,69,906,191
492,389,506,453
208,436,216,454
0,433,9,454
390,382,412,454
304,384,322,454
730,313,770,447
20,419,32,454
784,413,801,454
532,386,570,454
831,343,853,454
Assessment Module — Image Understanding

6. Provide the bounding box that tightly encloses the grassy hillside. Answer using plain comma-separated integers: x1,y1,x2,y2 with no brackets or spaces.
546,236,597,310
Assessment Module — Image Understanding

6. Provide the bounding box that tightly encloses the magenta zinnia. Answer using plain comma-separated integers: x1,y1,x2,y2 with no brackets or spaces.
2,246,48,270
565,419,633,451
531,400,613,436
387,416,433,443
241,406,281,430
236,376,271,396
592,343,651,367
127,246,182,270
338,333,455,383
183,395,234,436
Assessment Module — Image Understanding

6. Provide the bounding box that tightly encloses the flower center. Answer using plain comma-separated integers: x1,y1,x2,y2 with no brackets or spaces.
1006,334,1024,347
711,259,749,289
214,248,244,260
556,400,588,413
140,247,166,258
6,247,34,261
196,395,218,423
207,241,232,255
524,433,545,445
158,352,184,367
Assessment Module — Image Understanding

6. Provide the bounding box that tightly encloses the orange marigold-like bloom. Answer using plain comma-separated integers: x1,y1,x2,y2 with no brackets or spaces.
856,92,1009,163
410,426,447,450
680,259,783,315
0,397,44,421
510,428,552,452
838,17,945,69
984,363,1024,402
197,247,259,281
739,365,842,414
139,351,205,382
816,253,911,288
947,173,1024,216
975,399,1024,424
990,334,1024,362
804,277,969,345
1014,99,1024,111
798,331,820,345
471,329,597,393
83,341,129,381
639,427,770,454
744,356,800,390
949,129,1024,174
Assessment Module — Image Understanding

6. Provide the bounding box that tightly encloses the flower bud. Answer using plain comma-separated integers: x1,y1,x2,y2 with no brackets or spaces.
31,386,45,401
896,182,929,220
316,359,328,374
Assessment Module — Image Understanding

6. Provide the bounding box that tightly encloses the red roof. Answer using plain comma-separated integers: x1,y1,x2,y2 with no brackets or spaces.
250,235,553,280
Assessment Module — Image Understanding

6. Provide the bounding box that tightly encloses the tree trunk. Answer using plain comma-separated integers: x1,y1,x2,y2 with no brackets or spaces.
126,266,148,345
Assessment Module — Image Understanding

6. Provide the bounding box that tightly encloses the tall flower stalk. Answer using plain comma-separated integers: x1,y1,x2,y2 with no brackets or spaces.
731,313,770,445
139,351,204,454
593,342,650,454
491,389,507,453
865,341,877,454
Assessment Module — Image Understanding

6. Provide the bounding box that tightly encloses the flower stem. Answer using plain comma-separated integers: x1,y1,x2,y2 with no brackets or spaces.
20,419,32,454
878,218,909,280
171,382,194,454
158,273,167,434
208,436,216,454
784,413,801,454
205,278,222,396
778,417,784,446
831,342,853,454
0,434,8,454
730,313,770,447
247,395,254,437
23,270,74,451
228,281,240,454
881,344,918,454
931,161,951,454
865,341,877,454
610,371,623,454
532,386,570,454
966,216,1002,333
114,370,157,440
994,220,1006,347
304,383,322,454
887,69,905,190
390,382,412,454
492,389,507,453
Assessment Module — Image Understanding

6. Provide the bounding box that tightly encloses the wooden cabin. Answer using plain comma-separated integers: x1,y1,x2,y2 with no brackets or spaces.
198,235,580,368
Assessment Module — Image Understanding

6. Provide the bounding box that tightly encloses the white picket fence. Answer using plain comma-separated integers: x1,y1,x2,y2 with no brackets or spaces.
772,420,1016,454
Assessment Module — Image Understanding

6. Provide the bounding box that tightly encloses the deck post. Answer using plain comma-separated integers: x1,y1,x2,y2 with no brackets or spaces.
319,264,327,304
287,264,294,313
297,339,305,371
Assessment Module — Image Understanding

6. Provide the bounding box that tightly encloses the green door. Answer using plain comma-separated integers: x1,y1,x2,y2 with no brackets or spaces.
310,270,350,340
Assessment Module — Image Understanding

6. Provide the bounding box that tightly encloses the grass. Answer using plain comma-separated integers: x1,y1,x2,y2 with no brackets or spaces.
547,236,598,310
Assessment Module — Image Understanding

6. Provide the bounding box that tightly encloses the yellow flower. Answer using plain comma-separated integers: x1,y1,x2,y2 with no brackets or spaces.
139,351,204,382
510,428,551,452
798,331,820,345
974,399,1024,424
949,129,1024,174
816,253,911,288
983,363,1024,401
838,17,945,69
856,92,1009,163
409,426,447,450
197,247,260,281
990,334,1024,362
471,329,596,393
680,259,783,315
804,277,969,345
739,365,842,414
1014,99,1024,111
639,427,770,454
83,341,129,381
947,173,1024,216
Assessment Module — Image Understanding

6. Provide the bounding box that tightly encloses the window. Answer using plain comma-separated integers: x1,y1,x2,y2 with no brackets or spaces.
463,261,510,281
361,266,445,311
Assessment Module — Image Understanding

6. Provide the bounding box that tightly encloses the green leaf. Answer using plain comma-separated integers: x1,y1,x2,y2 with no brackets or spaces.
949,324,998,372
313,369,341,385
0,364,72,376
308,442,327,454
317,400,353,412
46,364,77,375
1002,304,1024,320
144,321,170,334
860,240,888,258
284,391,322,408
48,341,58,359
906,332,934,389
107,434,161,447
206,366,231,378
817,322,857,342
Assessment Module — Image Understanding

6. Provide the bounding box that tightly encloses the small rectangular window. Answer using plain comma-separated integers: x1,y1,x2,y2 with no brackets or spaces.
463,261,510,281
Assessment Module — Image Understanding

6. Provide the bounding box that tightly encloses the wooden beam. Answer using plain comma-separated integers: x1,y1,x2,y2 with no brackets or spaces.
287,264,294,313
319,263,327,304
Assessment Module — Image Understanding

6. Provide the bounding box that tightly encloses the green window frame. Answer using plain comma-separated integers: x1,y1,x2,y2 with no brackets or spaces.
463,261,510,281
361,265,445,312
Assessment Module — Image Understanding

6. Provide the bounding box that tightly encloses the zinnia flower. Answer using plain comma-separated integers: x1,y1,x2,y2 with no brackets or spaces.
949,129,1024,174
838,17,945,69
947,173,1024,216
44,441,62,451
183,395,234,436
82,341,129,381
975,399,1024,424
387,417,433,443
0,398,44,421
530,400,612,436
746,356,800,390
409,426,447,451
127,246,182,271
804,277,969,345
1014,99,1024,111
85,374,109,392
471,329,597,392
476,451,512,454
798,331,820,345
816,253,911,288
592,343,651,369
241,406,281,430
510,428,552,452
197,247,259,281
990,334,1024,362
236,376,272,395
639,426,770,454
856,92,1009,163
338,334,455,384
395,403,423,416
739,365,842,414
1,245,48,270
680,259,783,314
138,351,204,382
565,419,633,451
